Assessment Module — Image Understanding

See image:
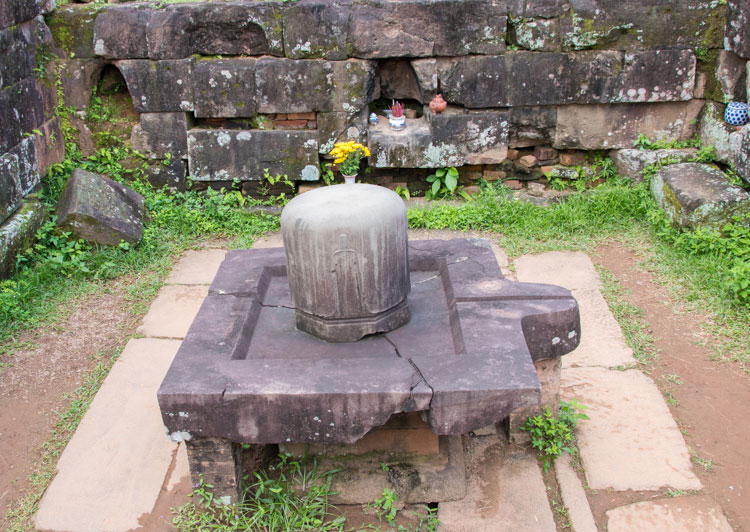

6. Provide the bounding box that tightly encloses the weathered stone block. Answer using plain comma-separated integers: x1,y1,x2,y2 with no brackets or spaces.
736,124,750,186
317,109,368,154
57,59,105,110
0,0,43,30
330,59,378,113
146,158,187,192
0,199,46,279
507,0,559,18
512,18,561,52
509,106,557,147
33,117,65,175
147,3,283,60
715,50,748,102
427,107,510,164
611,148,698,182
116,59,193,113
699,101,740,165
93,5,150,59
651,163,750,230
130,113,189,160
47,4,101,59
378,59,423,102
508,357,562,444
283,0,349,59
5,135,40,198
439,50,695,108
188,129,320,182
554,101,702,150
560,0,725,51
193,59,256,118
368,118,460,168
726,0,750,59
0,152,23,223
255,58,333,113
411,58,442,102
0,19,45,91
56,169,145,245
347,0,506,58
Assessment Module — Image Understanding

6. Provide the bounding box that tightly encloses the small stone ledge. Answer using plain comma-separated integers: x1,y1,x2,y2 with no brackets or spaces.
0,198,46,279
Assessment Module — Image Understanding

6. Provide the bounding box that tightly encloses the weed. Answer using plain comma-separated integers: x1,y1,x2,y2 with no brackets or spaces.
426,167,471,201
691,452,714,474
366,488,440,532
173,455,345,531
633,134,701,151
522,399,589,472
667,488,688,497
372,487,399,524
394,185,411,200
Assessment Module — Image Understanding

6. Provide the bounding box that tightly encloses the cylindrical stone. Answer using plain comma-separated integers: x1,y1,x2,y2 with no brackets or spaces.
281,184,410,342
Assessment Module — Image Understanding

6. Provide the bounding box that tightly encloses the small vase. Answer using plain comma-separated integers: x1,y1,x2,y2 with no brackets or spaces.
389,115,406,131
430,94,447,113
725,102,749,126
342,173,357,184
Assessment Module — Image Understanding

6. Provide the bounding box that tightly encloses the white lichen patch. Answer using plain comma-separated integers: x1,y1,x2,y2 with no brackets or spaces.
169,431,192,442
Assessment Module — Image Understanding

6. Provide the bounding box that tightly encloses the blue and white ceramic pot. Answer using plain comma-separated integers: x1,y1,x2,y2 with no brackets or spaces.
725,102,749,126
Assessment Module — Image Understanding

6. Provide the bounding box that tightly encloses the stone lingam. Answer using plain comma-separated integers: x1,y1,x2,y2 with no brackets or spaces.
157,184,581,503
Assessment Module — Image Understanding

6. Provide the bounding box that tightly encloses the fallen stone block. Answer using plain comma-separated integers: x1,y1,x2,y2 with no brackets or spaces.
283,0,349,59
555,101,702,150
130,112,189,159
651,163,750,230
427,107,510,164
607,496,734,532
192,58,256,118
55,168,145,245
255,58,333,113
146,2,283,60
347,0,506,58
611,148,698,182
0,198,46,279
93,4,150,59
116,58,194,113
187,129,320,182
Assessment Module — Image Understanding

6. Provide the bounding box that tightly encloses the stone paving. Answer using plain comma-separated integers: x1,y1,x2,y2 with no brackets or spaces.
33,236,734,532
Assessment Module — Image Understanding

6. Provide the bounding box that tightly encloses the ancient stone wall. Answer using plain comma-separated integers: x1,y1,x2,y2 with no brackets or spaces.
32,0,750,192
0,0,64,277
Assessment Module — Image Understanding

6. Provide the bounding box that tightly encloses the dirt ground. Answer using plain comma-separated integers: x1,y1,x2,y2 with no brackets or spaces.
1,241,748,530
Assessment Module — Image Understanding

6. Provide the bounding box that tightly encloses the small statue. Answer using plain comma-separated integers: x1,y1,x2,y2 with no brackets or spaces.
430,94,447,113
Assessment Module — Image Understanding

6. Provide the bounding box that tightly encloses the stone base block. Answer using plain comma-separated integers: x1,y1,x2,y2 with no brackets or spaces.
0,198,45,279
309,435,466,505
295,298,410,343
185,438,275,504
508,357,562,444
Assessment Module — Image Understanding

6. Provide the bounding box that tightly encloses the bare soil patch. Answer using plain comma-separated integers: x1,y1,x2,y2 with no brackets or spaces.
0,276,144,527
590,243,750,531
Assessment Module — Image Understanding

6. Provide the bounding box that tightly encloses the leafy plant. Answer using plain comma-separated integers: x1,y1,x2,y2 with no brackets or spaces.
394,185,411,200
522,399,589,471
633,134,701,151
426,167,470,200
366,488,440,532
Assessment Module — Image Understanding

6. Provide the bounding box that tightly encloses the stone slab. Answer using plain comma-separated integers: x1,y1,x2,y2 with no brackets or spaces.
255,58,334,113
555,101,702,150
611,148,698,182
116,59,194,113
561,367,702,491
651,163,750,230
514,250,601,291
192,58,256,118
439,50,695,108
187,129,319,182
136,284,209,339
130,112,189,160
283,0,349,60
554,454,597,532
93,4,150,59
166,249,228,286
33,338,181,532
607,496,734,532
48,4,100,59
438,437,556,532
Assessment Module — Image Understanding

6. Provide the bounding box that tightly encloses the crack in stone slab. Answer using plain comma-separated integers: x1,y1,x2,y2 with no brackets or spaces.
384,333,435,411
